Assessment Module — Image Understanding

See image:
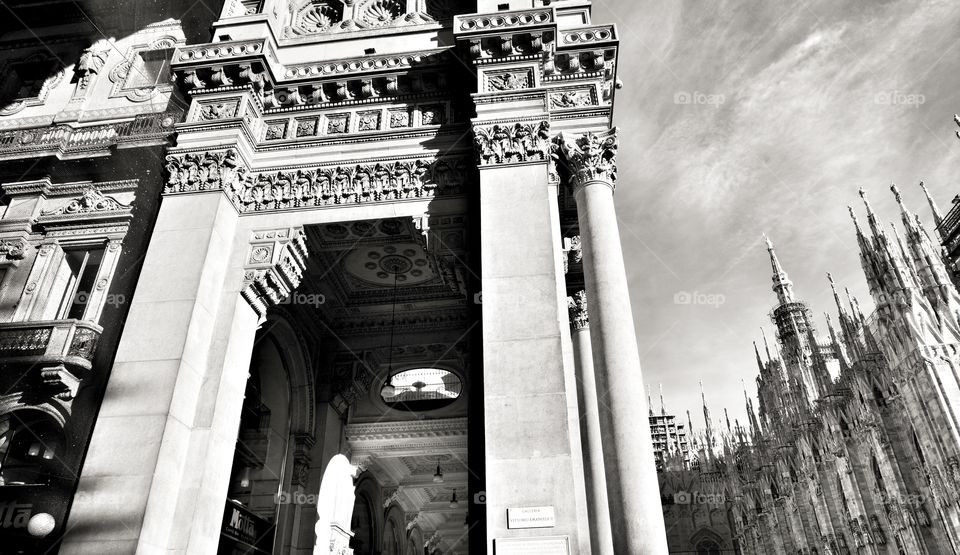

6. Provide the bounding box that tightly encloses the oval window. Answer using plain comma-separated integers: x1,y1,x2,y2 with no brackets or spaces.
381,368,462,411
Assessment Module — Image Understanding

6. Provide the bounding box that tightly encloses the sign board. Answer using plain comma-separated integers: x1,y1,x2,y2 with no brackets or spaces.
218,499,274,554
495,535,570,554
506,506,556,529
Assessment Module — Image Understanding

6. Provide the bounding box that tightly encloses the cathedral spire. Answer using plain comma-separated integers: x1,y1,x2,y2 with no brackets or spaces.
659,383,666,416
859,188,884,239
754,341,765,372
764,234,795,305
920,181,944,229
760,327,773,361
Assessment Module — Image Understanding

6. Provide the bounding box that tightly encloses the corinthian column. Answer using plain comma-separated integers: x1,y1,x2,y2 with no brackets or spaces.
568,290,615,554
558,128,668,553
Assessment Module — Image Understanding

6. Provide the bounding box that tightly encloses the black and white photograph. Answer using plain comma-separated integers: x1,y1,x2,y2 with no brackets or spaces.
0,0,959,553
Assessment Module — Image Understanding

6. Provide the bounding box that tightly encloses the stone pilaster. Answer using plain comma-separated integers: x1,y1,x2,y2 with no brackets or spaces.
558,127,669,553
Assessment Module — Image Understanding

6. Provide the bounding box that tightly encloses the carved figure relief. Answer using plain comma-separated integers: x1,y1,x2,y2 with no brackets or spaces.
198,100,239,120
473,121,551,165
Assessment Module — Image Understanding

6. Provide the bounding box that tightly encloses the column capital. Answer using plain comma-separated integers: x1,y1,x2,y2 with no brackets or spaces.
240,227,308,320
164,148,249,199
472,120,551,166
557,127,618,190
568,289,589,330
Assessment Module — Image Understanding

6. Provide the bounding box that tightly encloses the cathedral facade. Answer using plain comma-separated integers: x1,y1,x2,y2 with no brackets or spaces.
0,0,667,554
696,182,960,554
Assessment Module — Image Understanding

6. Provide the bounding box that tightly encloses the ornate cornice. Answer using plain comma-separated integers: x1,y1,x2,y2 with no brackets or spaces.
346,417,468,443
472,120,551,166
568,290,588,330
241,227,309,320
557,127,618,190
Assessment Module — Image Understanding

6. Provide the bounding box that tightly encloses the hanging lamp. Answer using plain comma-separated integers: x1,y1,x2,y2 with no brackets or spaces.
380,260,402,398
433,458,444,483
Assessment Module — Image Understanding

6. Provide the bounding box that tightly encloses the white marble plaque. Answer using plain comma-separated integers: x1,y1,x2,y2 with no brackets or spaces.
495,536,570,554
506,506,556,529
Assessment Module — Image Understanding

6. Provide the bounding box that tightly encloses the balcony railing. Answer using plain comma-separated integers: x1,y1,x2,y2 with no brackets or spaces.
0,319,102,370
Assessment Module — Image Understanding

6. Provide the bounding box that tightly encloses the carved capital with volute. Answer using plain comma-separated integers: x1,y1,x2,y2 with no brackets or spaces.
557,127,618,191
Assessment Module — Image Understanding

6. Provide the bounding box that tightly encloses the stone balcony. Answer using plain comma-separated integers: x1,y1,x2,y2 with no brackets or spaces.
0,319,102,404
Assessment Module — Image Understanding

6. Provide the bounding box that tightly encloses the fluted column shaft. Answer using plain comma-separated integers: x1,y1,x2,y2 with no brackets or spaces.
569,291,615,554
560,129,668,553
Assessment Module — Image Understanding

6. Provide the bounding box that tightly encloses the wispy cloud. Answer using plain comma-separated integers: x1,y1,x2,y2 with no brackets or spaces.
596,0,960,429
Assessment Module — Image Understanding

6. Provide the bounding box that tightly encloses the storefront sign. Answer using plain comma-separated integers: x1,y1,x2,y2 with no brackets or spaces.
219,499,274,554
506,506,556,529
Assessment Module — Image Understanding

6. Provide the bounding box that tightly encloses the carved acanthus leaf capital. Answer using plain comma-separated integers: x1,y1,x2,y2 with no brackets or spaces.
557,127,618,190
473,120,551,166
164,148,249,196
568,289,588,329
241,227,309,320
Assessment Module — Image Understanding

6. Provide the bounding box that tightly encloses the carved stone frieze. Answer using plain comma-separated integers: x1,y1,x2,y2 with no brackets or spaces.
164,148,249,194
229,155,469,213
486,70,532,92
283,0,444,37
41,187,130,216
473,120,551,166
549,88,597,109
568,290,588,330
556,127,618,190
197,99,240,120
241,227,309,319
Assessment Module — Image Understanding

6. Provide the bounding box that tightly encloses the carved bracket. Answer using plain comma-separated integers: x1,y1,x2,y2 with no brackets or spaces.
241,227,309,320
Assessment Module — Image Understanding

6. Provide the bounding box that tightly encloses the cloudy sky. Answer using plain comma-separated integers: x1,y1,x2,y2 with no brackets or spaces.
590,0,960,433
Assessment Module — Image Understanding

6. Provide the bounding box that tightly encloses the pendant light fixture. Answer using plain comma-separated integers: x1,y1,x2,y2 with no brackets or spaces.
380,261,402,398
449,490,459,509
433,458,444,483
